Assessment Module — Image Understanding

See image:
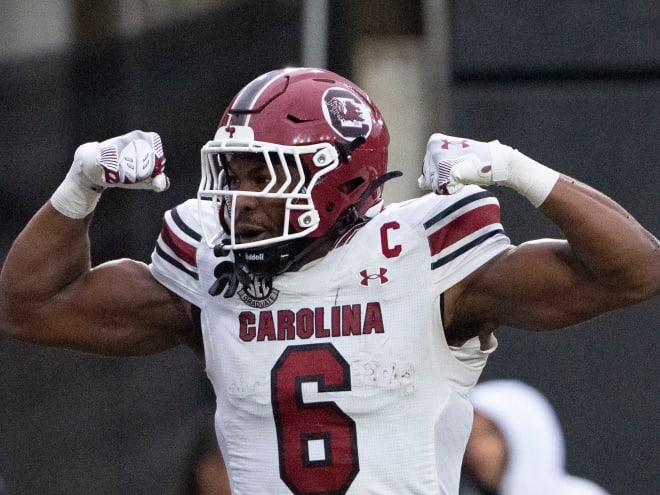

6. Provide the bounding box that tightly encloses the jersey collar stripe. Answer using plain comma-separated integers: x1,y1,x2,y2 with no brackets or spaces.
431,228,505,269
160,222,197,267
154,244,199,280
171,207,202,242
427,204,501,257
423,190,492,230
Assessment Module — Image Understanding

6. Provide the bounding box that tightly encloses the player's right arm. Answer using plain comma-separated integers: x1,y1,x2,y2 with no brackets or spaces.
0,132,200,357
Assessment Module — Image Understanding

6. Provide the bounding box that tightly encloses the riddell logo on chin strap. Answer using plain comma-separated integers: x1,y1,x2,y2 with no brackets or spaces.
359,268,389,286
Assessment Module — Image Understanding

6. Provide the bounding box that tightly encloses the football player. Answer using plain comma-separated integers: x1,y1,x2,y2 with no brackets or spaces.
1,68,658,494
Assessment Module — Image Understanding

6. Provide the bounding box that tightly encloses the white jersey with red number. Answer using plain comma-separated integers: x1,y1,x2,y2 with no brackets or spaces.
150,185,510,495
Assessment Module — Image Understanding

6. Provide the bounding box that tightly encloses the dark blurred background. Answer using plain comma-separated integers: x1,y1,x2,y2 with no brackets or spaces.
0,1,658,494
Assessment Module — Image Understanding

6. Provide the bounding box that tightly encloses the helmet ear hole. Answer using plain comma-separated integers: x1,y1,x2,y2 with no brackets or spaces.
337,177,365,194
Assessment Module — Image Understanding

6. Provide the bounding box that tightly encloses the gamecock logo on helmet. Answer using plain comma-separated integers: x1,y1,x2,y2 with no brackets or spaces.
322,88,372,140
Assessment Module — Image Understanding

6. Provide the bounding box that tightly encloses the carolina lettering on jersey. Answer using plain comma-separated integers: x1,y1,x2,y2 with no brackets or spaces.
239,302,384,342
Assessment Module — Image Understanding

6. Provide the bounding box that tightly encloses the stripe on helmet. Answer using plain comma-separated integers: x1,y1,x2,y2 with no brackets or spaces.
227,68,311,127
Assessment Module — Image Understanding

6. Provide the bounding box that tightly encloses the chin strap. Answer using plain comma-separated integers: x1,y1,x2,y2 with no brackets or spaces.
335,136,366,164
207,258,250,298
358,170,403,204
208,237,313,297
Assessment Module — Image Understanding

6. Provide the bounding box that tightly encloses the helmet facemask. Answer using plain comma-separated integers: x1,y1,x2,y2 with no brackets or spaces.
198,133,341,254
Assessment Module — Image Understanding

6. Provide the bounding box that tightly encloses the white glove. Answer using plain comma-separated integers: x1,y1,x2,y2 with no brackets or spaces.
51,130,170,218
418,133,560,207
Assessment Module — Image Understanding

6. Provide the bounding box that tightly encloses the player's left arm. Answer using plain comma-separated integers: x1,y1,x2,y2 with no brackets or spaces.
454,175,659,332
421,134,660,333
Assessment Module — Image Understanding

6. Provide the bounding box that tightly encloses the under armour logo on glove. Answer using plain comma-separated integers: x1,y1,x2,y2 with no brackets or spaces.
51,130,171,219
77,130,170,192
418,133,509,195
100,132,166,186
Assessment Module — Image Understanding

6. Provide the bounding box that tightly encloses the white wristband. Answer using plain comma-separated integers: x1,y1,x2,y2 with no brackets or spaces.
503,149,560,207
51,176,103,219
51,142,104,219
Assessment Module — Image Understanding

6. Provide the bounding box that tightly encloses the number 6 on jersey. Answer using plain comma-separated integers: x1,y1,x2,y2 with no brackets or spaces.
271,344,359,494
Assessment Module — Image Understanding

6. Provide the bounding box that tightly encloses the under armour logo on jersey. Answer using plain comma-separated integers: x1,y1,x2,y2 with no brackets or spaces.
441,138,470,150
360,267,389,286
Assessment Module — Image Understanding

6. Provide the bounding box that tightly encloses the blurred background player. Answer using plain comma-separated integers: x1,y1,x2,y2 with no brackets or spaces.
461,380,609,495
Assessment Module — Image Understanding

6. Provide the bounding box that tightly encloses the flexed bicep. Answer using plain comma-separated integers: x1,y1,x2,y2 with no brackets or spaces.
10,257,194,356
0,206,194,357
456,237,638,334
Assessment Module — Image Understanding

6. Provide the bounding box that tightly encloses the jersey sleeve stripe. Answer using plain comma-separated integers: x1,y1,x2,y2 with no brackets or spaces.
431,228,505,269
422,190,491,230
427,204,500,257
160,221,197,267
154,243,199,280
171,207,202,242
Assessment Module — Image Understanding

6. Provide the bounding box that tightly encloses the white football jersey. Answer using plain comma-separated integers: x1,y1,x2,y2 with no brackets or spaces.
150,185,510,495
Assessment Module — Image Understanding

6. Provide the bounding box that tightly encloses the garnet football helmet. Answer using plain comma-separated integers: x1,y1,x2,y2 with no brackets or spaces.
198,68,392,262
